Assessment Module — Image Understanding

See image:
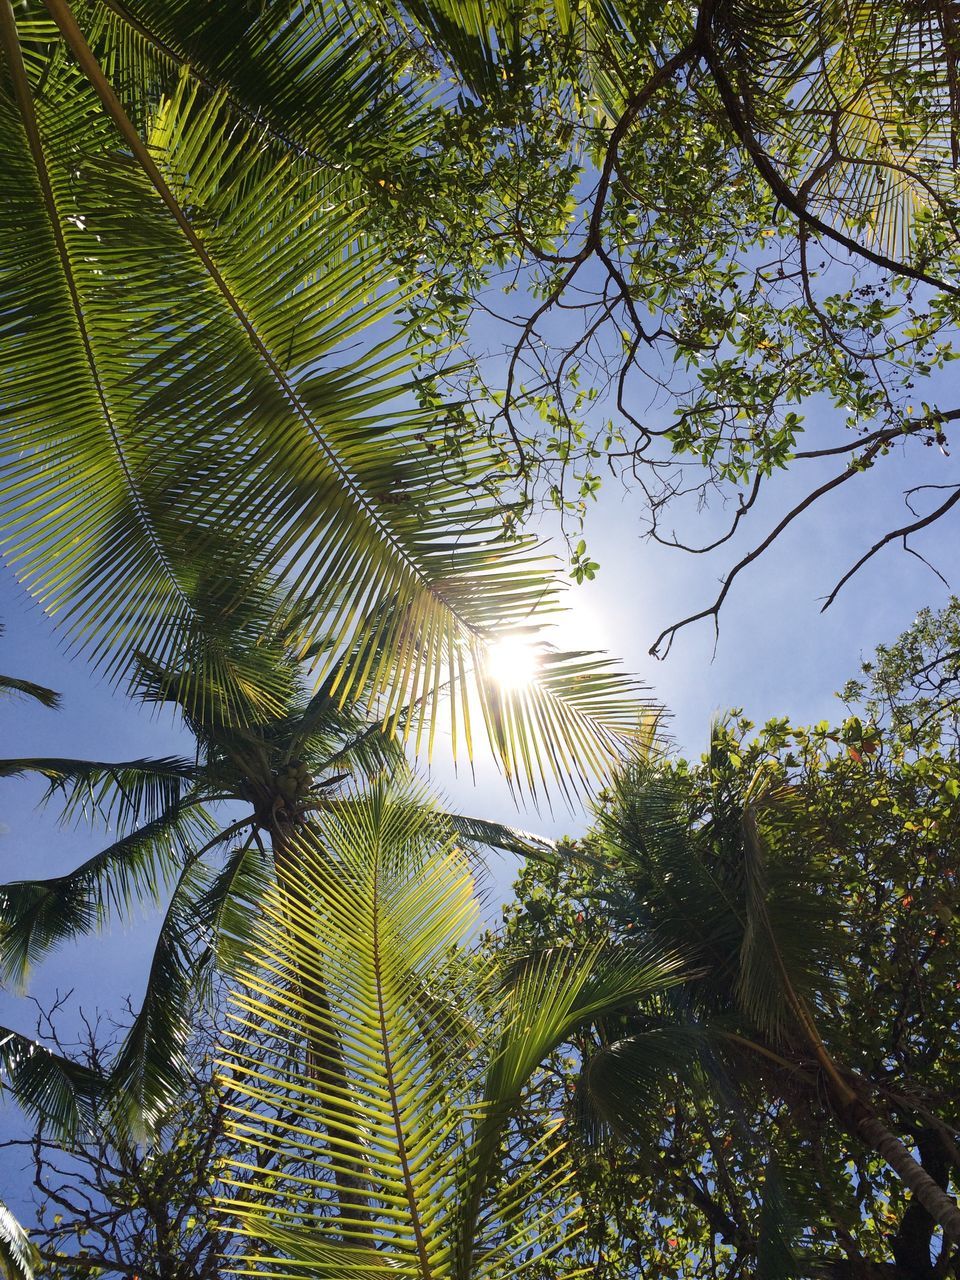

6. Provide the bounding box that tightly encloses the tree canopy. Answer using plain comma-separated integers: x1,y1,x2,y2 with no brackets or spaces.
350,0,960,653
499,606,960,1277
4,4,960,1279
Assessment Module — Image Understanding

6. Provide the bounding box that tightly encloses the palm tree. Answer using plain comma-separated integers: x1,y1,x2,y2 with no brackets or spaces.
0,589,567,1133
215,777,683,1279
0,0,652,799
574,742,960,1247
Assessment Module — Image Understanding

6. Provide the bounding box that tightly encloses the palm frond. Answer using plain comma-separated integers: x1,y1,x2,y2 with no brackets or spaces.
194,834,273,974
445,813,556,861
0,756,198,829
0,799,215,989
0,1200,38,1280
0,675,60,709
216,781,591,1280
757,1154,799,1280
597,762,747,997
0,1022,101,1139
486,942,686,1117
575,1023,709,1145
94,0,433,170
357,0,526,98
219,784,481,1272
107,858,215,1135
0,621,59,709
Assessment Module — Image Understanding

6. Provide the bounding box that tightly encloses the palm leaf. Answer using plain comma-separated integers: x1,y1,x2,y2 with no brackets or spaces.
0,1022,101,1139
444,813,556,861
0,798,215,989
216,782,599,1280
0,1200,38,1280
219,786,483,1273
194,834,273,974
215,780,686,1278
757,1154,799,1280
0,676,60,709
0,623,59,708
574,1022,709,1145
0,1,652,799
734,776,843,1046
0,756,198,829
107,857,215,1134
93,0,432,169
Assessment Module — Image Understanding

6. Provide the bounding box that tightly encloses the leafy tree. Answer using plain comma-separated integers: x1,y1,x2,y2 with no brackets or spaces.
500,694,960,1276
214,777,682,1279
339,1,960,654
843,595,960,752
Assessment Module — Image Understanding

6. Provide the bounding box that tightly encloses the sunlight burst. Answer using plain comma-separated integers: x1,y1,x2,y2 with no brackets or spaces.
485,634,541,690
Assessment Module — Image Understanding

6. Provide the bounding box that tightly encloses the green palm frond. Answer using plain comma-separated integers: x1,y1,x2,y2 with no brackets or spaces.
0,756,198,829
0,798,215,989
444,813,556,861
93,0,432,169
0,1200,38,1280
0,1022,102,1139
575,1023,709,1144
219,784,492,1275
0,624,60,708
355,0,527,98
107,857,215,1134
195,835,273,974
596,743,847,1048
0,0,652,799
756,1154,799,1280
380,0,671,117
216,780,683,1279
0,676,60,709
596,762,747,994
734,777,842,1046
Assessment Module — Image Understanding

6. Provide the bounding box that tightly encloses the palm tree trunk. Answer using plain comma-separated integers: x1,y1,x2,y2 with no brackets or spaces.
850,1110,960,1246
270,822,369,1225
740,818,960,1252
804,1024,960,1246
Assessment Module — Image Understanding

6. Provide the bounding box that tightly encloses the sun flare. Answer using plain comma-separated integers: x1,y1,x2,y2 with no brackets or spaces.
485,634,541,690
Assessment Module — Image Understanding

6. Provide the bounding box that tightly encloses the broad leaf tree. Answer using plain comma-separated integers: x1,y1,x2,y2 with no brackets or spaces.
500,678,960,1276
340,0,960,653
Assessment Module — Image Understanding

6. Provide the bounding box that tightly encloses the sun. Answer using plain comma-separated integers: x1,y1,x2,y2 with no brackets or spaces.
485,634,541,690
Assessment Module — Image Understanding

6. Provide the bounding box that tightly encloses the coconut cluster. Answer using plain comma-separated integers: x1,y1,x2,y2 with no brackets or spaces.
274,759,312,800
